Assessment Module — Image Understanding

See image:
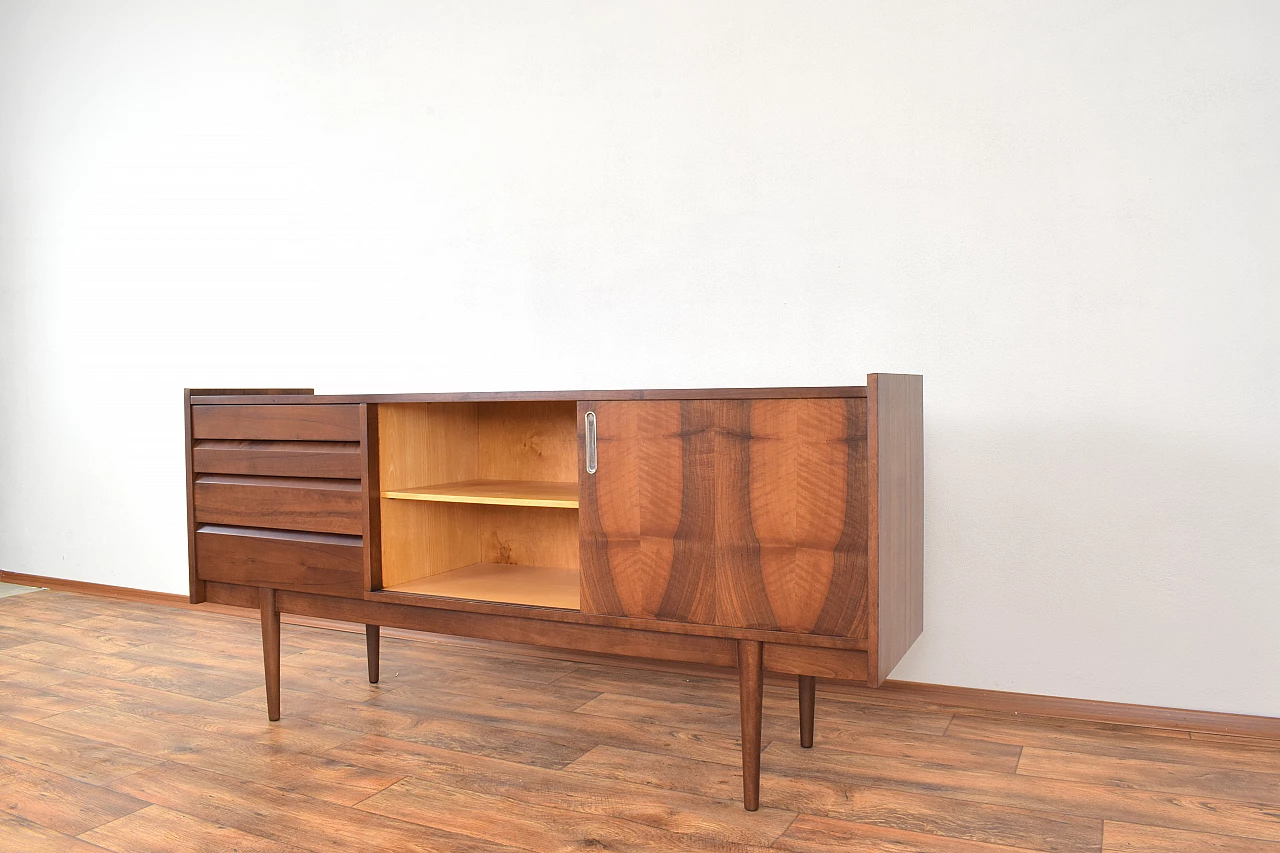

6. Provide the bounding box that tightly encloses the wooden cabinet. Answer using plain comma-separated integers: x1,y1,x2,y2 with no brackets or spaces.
184,378,923,810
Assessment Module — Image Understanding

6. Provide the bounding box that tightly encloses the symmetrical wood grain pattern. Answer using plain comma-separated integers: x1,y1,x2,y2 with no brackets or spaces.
867,373,924,685
382,479,579,508
194,526,364,596
191,404,361,442
580,398,869,637
4,589,1280,853
193,475,363,536
192,440,363,479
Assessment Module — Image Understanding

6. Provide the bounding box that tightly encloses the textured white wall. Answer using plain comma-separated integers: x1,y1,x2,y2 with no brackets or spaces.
1,1,1277,716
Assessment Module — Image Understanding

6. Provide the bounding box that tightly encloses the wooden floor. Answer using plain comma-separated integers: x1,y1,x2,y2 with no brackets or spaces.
1,590,1279,852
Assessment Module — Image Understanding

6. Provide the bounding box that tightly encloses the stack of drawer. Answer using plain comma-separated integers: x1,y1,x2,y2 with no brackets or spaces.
191,404,366,596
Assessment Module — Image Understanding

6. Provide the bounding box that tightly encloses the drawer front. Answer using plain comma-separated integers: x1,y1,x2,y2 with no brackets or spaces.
192,404,362,442
193,475,363,535
193,440,363,479
195,525,363,595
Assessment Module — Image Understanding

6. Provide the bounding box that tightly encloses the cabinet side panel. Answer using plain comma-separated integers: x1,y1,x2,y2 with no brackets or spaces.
185,390,203,603
869,373,924,685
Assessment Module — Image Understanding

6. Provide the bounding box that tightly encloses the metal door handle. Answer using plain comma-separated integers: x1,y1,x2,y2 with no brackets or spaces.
585,411,597,474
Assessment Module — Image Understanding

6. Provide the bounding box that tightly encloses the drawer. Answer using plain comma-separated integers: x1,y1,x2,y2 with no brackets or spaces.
193,439,363,479
195,525,363,596
193,474,363,535
192,404,361,442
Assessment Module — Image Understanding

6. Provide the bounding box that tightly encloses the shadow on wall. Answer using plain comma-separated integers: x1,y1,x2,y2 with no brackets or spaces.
899,421,1280,716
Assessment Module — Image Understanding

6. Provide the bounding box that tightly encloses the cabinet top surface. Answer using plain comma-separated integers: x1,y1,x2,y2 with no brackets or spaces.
188,385,878,405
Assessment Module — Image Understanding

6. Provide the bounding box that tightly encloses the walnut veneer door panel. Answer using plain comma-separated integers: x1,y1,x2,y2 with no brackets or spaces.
579,398,869,637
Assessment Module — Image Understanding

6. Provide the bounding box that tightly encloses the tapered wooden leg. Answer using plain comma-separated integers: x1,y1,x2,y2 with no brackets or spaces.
737,639,764,811
365,624,380,684
799,674,816,748
260,587,280,721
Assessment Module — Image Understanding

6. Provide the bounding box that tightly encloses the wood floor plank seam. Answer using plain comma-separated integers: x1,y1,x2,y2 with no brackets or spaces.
4,590,1280,853
7,576,1277,742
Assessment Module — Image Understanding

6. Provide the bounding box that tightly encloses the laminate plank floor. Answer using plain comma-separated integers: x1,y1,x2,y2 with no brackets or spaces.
0,590,1277,852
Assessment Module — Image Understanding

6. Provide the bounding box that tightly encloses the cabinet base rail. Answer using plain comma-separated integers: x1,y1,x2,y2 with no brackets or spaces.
252,585,838,810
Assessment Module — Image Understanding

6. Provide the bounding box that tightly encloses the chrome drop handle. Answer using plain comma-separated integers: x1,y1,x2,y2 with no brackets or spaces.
585,411,597,474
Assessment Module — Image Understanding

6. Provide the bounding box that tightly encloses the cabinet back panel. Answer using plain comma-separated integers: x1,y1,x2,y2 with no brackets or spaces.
477,401,578,483
377,403,478,492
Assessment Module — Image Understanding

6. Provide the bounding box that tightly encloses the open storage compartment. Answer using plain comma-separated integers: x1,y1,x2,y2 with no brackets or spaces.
377,401,580,609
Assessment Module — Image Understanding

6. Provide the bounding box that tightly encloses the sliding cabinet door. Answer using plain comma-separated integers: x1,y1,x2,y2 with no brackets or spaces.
578,398,870,638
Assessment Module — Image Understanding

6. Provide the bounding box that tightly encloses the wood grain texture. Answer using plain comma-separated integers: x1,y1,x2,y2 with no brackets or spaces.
739,639,765,810
187,388,313,397
194,525,364,596
380,501,580,589
3,589,1280,853
191,404,361,441
191,386,870,405
184,390,202,604
477,400,579,482
386,562,581,610
377,403,477,587
8,574,1279,741
192,440,362,479
867,373,924,686
365,624,379,684
360,403,382,593
580,398,869,637
81,805,312,853
383,478,579,508
270,588,740,667
799,675,816,748
259,587,279,721
193,475,363,536
1102,821,1280,851
763,644,868,680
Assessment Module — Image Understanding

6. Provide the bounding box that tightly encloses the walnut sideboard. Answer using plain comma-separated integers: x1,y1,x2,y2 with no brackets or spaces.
184,375,923,810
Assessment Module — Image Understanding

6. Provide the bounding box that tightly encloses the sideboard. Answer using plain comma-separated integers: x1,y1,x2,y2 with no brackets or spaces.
184,375,923,810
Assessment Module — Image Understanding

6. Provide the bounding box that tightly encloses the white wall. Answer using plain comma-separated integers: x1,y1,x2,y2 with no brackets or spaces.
2,1,1277,716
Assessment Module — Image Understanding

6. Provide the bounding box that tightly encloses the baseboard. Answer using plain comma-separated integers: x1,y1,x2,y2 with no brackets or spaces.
5,569,1277,740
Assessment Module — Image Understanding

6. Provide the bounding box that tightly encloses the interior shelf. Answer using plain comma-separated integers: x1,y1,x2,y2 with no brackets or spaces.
381,479,579,509
384,562,581,609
